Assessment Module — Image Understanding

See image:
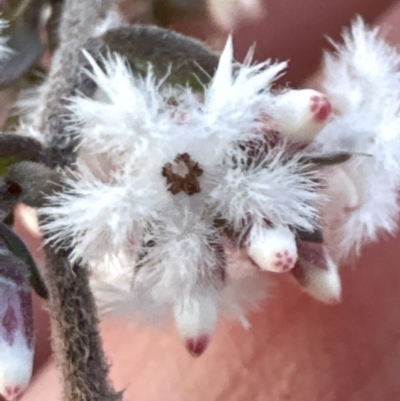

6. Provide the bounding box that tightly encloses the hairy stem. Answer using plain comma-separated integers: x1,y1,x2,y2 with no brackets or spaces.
36,0,121,400
44,246,120,401
36,0,113,167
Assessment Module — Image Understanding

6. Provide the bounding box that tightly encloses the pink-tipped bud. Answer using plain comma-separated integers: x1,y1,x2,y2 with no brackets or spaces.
291,241,341,304
0,254,34,400
272,89,333,142
174,289,219,357
0,283,34,400
247,225,297,273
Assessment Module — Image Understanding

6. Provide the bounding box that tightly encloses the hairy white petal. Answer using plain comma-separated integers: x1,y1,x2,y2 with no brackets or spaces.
210,145,320,233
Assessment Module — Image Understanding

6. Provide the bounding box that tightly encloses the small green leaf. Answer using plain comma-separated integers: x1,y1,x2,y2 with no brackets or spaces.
0,155,20,176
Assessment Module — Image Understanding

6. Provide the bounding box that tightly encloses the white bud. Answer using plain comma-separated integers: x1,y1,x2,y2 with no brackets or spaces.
292,241,341,304
247,225,297,273
272,89,333,141
0,253,34,401
0,286,34,400
174,287,219,357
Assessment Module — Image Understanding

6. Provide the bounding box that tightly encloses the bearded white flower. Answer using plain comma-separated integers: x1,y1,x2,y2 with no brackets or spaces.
316,17,400,261
40,36,324,353
38,19,400,354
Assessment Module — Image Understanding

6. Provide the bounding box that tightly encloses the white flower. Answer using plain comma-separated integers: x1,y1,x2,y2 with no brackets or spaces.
37,19,400,352
316,17,400,261
40,36,322,352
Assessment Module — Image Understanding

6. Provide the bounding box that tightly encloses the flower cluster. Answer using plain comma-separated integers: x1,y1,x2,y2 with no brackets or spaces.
38,19,400,355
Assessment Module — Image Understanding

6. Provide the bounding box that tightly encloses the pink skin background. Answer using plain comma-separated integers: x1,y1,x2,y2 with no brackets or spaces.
5,0,400,400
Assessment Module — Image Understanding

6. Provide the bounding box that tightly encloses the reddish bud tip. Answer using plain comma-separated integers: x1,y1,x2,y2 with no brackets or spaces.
4,385,23,400
185,335,210,357
310,95,332,123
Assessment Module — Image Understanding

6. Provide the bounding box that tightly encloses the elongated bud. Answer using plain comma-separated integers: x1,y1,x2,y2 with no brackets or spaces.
272,89,333,141
247,224,297,273
291,241,341,304
174,287,219,357
0,246,34,400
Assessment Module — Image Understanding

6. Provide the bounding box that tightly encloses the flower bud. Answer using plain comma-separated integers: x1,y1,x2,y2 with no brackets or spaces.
247,225,297,273
291,241,341,304
272,89,333,142
174,287,219,357
0,249,34,400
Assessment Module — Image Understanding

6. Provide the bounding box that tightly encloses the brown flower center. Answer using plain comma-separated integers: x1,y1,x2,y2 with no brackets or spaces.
162,153,203,195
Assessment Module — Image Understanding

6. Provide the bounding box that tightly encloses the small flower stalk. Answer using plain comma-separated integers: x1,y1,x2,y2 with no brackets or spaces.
0,240,34,400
